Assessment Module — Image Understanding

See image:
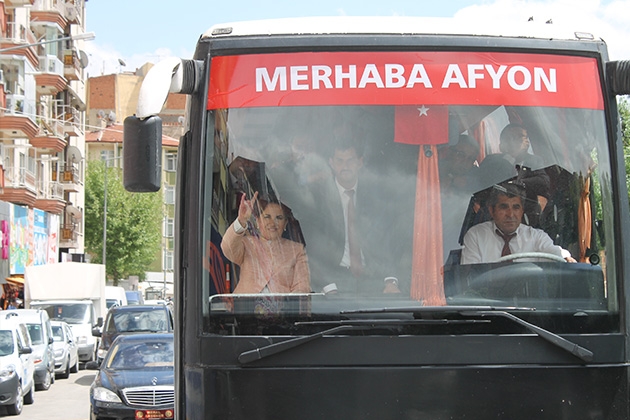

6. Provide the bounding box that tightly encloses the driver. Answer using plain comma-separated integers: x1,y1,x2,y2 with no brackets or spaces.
461,181,576,264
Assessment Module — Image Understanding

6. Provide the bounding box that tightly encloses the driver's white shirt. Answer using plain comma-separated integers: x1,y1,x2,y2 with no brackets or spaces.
461,221,569,264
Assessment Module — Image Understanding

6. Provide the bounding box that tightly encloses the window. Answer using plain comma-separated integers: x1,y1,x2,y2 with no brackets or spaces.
100,150,116,166
27,153,35,175
27,324,44,345
164,250,174,271
165,153,177,172
52,326,63,341
0,331,14,356
164,218,174,238
164,185,175,205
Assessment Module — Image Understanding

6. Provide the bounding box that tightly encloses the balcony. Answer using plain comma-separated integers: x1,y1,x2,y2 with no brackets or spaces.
31,114,66,152
59,223,81,249
35,54,67,96
55,164,81,192
0,166,37,206
0,95,38,139
30,133,66,151
30,0,66,31
34,180,65,213
0,22,39,68
4,0,35,7
63,49,81,81
66,83,86,111
59,105,83,136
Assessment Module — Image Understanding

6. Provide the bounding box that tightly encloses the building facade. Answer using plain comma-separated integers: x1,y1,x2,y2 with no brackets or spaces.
0,0,90,294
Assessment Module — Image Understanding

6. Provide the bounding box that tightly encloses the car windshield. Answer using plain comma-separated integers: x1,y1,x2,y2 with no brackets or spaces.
27,324,44,345
35,303,91,324
0,331,14,356
106,339,174,370
201,51,618,336
110,310,169,333
51,325,63,342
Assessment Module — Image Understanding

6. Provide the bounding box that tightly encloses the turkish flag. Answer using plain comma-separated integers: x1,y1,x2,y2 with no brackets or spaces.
394,105,449,145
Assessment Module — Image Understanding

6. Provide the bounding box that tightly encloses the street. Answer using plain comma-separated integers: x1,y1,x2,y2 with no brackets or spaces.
0,368,94,419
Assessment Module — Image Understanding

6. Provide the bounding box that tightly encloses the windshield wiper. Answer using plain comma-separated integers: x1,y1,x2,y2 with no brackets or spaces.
344,305,593,362
238,318,489,364
238,325,356,364
461,309,593,362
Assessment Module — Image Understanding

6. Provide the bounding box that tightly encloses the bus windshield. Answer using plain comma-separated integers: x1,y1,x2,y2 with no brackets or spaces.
202,50,616,335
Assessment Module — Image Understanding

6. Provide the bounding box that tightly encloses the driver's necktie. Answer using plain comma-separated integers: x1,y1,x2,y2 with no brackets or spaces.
496,229,516,257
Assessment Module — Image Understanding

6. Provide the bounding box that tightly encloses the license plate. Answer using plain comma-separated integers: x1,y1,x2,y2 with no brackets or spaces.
135,409,174,419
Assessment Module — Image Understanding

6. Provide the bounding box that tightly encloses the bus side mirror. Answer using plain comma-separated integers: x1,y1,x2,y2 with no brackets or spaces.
607,60,630,95
123,115,162,192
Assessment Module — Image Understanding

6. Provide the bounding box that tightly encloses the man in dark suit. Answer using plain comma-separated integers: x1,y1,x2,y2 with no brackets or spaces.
303,137,402,295
477,123,550,227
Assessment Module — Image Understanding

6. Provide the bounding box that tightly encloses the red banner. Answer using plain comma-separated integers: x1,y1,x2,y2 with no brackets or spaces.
207,51,604,110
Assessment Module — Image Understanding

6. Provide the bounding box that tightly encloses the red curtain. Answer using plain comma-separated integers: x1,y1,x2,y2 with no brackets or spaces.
394,105,448,305
472,122,487,163
410,145,446,306
578,176,592,262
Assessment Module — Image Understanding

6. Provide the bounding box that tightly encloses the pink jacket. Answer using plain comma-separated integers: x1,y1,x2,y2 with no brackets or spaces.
221,223,311,294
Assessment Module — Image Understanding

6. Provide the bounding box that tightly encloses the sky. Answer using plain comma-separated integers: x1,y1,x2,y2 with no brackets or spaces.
83,0,630,77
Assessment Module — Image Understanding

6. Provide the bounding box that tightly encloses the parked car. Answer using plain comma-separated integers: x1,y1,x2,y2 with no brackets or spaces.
0,312,35,415
6,309,55,391
50,320,79,379
88,333,174,420
93,305,174,363
105,286,128,309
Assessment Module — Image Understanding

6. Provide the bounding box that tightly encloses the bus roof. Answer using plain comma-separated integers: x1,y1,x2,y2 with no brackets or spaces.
203,16,599,44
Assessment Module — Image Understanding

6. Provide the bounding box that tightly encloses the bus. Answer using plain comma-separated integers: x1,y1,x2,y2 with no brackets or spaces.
123,16,630,420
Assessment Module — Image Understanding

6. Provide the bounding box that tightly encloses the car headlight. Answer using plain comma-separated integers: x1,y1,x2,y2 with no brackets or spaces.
92,386,122,403
97,348,108,359
77,336,88,345
0,365,16,378
54,348,65,357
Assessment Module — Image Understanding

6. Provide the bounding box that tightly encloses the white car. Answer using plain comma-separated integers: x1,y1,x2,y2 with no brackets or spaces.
0,313,35,415
51,321,79,379
5,309,56,391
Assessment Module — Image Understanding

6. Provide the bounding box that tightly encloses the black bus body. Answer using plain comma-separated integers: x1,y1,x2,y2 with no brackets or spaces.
123,17,630,419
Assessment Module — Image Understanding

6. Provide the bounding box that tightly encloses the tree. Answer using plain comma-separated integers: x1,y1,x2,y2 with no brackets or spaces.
84,160,163,285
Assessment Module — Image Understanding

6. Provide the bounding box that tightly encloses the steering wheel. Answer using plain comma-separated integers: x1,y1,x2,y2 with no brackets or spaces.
496,252,566,263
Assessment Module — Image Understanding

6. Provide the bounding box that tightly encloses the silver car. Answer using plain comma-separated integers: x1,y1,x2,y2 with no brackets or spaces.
51,321,79,379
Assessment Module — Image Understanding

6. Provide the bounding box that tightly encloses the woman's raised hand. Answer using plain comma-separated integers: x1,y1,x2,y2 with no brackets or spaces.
237,191,258,226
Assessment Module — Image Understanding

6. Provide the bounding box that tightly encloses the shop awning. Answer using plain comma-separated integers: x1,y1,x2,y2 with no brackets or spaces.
5,276,23,286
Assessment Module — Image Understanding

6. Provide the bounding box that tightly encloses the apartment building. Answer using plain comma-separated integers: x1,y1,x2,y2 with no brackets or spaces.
86,67,183,296
0,0,90,289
